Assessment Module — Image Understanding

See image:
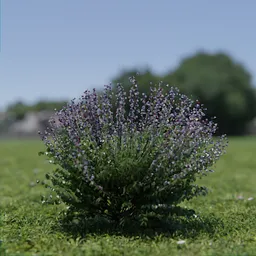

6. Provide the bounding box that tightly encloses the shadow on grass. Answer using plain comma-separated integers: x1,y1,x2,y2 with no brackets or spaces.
55,206,223,239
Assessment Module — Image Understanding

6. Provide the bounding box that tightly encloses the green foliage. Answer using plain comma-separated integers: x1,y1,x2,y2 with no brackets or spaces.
6,101,28,120
164,51,256,135
0,139,256,255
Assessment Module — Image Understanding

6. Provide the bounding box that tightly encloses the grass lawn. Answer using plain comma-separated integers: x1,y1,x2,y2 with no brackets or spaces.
0,137,256,255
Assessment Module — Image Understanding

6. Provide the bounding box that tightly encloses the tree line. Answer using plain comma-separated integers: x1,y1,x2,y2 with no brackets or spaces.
5,51,256,135
111,51,256,136
5,100,68,120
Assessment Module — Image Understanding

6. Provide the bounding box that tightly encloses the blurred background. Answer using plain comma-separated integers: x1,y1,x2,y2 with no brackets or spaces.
1,0,256,138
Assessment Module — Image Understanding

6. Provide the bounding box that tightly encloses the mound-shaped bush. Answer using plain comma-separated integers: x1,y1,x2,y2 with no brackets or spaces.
39,77,228,229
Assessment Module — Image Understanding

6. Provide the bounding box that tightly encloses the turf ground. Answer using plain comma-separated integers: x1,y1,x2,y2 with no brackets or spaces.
0,137,256,255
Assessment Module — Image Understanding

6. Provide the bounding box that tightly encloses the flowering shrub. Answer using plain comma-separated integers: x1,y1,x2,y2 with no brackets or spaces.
39,77,228,229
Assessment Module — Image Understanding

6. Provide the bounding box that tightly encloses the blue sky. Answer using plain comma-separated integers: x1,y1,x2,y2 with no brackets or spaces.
0,0,256,110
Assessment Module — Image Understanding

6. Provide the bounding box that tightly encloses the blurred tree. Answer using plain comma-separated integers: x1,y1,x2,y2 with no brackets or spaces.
33,100,68,112
6,101,29,120
164,51,256,135
6,100,68,121
111,67,161,95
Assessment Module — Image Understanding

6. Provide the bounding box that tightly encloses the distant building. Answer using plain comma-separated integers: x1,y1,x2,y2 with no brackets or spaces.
0,111,59,138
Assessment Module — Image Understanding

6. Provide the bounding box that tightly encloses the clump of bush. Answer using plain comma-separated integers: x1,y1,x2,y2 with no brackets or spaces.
39,77,228,231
